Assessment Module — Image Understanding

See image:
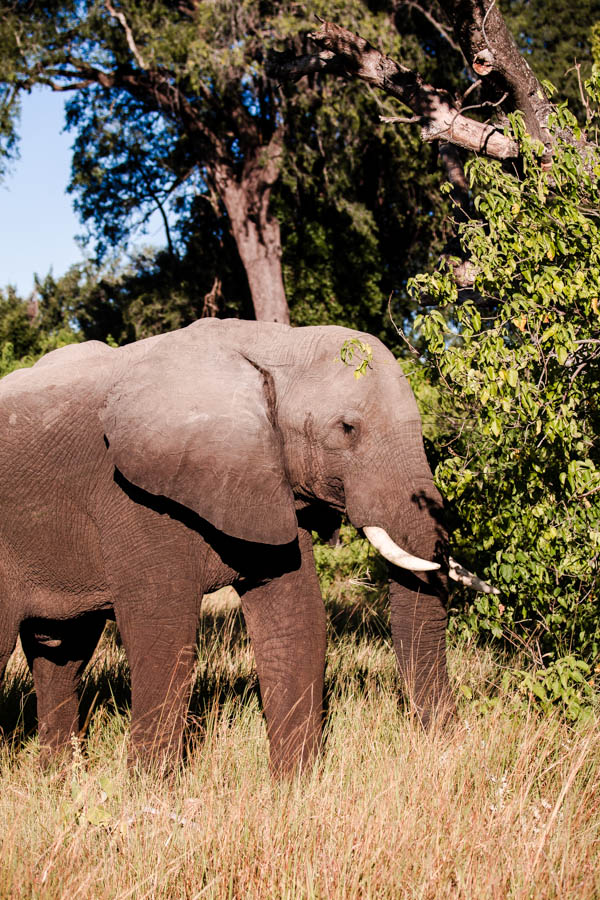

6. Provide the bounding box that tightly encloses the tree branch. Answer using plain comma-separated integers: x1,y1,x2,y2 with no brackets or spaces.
105,0,147,69
43,79,94,92
267,21,518,160
49,58,224,161
438,0,554,162
394,0,465,59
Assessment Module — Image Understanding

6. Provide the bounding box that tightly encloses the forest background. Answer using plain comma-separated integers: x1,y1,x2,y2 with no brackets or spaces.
0,0,599,714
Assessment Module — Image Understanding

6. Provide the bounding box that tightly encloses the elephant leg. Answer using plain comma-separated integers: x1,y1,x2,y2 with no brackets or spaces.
0,610,19,686
115,603,198,768
388,571,455,728
20,612,107,760
240,528,327,777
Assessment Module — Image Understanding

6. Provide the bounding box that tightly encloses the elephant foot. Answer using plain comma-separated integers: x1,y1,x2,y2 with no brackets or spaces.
412,691,458,733
38,736,78,777
126,732,186,780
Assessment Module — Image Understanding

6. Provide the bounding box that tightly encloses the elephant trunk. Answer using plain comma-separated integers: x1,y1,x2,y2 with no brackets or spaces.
388,569,456,728
383,486,454,726
346,442,455,725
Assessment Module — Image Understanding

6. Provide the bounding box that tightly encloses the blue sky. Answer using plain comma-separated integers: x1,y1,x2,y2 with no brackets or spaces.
0,88,166,297
0,89,83,296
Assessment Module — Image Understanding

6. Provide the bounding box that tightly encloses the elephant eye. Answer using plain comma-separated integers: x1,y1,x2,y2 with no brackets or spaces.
328,417,360,449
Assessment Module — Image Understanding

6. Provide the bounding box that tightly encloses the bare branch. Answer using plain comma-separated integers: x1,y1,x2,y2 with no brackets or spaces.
201,276,222,318
387,294,420,357
267,48,343,82
41,63,117,90
459,78,483,105
568,61,592,123
395,1,465,58
460,90,508,116
379,114,422,124
268,21,518,160
44,79,94,92
105,0,147,69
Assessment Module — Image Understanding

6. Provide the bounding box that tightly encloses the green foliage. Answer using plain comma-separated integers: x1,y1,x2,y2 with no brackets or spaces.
0,287,40,360
34,235,249,347
508,656,595,722
336,338,374,379
501,0,600,117
460,652,596,722
278,51,456,339
313,524,386,601
0,286,80,377
410,110,600,668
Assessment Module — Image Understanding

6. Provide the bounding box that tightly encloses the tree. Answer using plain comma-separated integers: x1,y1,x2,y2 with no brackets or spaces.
271,2,600,707
1,0,294,321
412,110,600,695
501,0,600,116
1,1,465,333
0,284,79,377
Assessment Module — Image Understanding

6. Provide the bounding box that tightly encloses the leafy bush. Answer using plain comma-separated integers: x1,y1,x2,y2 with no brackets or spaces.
312,523,386,602
410,97,600,684
0,329,81,378
0,287,80,378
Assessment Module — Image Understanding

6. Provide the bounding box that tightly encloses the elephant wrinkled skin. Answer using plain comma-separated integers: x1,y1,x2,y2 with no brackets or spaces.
0,319,454,774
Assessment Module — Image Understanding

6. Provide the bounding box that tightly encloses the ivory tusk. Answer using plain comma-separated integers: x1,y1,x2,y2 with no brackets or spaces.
363,526,441,572
448,557,500,595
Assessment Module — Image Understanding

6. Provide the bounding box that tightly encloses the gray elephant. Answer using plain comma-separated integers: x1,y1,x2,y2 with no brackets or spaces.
0,319,490,774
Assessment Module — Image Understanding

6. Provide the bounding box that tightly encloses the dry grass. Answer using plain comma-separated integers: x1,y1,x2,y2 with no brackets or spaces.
1,587,599,899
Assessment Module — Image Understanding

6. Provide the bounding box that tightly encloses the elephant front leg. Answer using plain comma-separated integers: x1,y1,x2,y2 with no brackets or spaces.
20,612,107,763
115,606,198,769
388,570,456,728
240,528,327,777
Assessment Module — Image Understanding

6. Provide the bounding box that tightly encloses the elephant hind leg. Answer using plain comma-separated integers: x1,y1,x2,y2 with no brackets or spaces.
20,611,107,761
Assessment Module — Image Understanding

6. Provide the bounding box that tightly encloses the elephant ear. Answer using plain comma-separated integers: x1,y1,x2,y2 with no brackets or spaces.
100,338,297,545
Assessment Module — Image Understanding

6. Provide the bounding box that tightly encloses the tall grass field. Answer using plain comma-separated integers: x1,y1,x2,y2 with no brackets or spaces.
1,582,599,899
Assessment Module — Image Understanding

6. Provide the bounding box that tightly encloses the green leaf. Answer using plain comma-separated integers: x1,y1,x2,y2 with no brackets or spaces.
85,805,111,827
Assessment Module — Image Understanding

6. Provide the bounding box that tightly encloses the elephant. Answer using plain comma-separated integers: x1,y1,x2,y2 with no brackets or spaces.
0,319,491,775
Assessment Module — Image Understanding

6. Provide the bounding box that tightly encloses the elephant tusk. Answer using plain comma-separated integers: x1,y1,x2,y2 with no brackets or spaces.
363,526,441,572
448,557,500,595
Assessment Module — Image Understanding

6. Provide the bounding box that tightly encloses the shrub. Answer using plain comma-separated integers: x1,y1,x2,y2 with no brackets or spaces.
409,98,600,694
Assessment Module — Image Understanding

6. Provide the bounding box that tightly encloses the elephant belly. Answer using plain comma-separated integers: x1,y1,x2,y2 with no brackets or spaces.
0,482,110,618
0,491,110,619
0,377,112,614
97,475,241,602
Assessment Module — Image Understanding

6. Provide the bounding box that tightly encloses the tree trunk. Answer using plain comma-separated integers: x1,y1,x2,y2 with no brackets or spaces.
213,139,290,325
221,183,289,324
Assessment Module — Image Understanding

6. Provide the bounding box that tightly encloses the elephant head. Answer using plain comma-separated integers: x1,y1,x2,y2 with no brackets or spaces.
101,319,444,561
